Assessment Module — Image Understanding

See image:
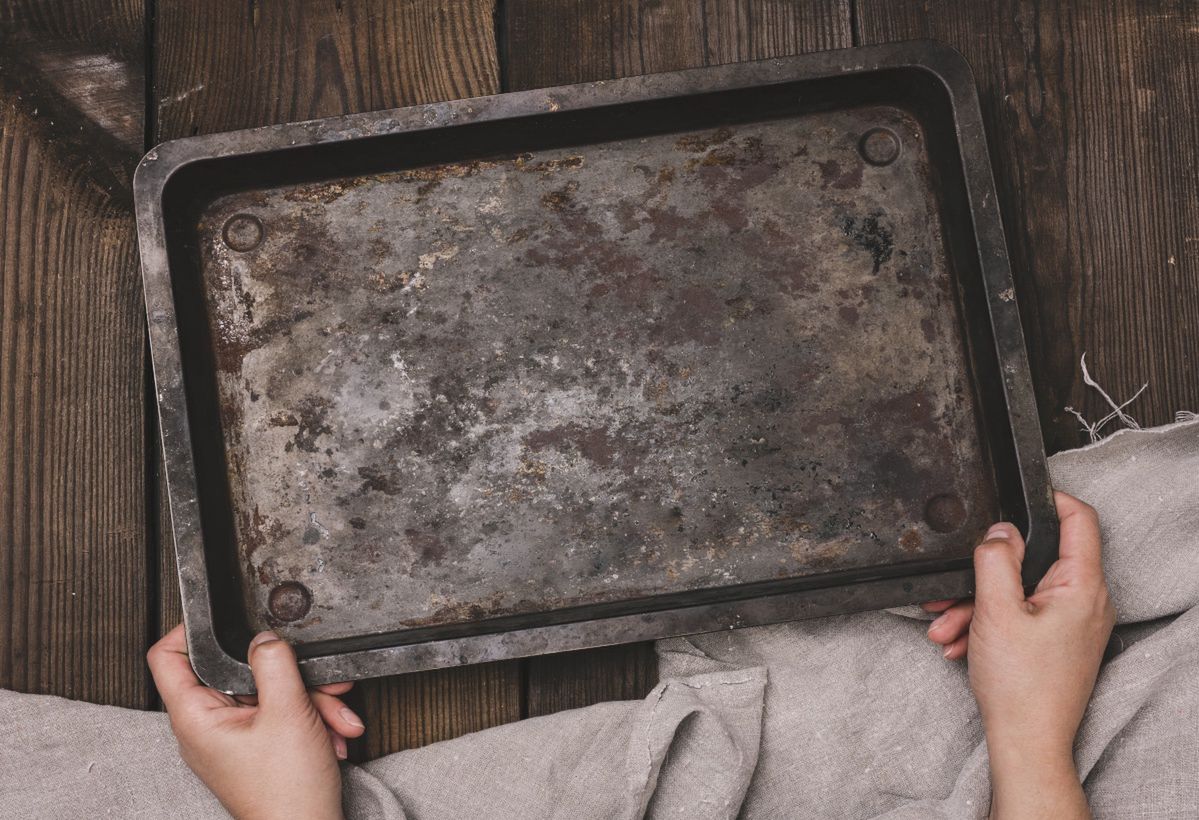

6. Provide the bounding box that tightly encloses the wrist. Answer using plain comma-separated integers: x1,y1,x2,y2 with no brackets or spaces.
986,735,1088,820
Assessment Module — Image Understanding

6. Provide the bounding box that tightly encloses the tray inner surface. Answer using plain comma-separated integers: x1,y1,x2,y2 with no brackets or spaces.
195,104,998,644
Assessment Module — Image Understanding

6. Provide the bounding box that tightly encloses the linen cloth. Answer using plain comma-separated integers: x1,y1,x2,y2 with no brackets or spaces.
2,417,1196,819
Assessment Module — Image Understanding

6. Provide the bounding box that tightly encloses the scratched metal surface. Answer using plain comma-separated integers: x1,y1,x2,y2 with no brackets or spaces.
198,104,998,643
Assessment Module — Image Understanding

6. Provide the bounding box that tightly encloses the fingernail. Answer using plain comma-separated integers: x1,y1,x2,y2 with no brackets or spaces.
943,645,954,659
335,736,347,760
927,613,948,633
340,707,365,730
984,525,1010,541
248,631,279,651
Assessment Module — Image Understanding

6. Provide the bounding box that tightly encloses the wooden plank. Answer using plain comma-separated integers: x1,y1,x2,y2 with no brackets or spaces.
153,0,520,756
0,2,149,706
154,0,500,137
353,662,522,759
526,643,658,718
503,0,850,89
855,0,1199,452
503,0,852,716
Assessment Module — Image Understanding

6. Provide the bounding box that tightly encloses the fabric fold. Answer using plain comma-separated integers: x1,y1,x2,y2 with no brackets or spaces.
354,667,766,820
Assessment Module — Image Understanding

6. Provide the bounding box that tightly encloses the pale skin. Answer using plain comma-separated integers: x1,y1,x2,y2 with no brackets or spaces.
148,491,1113,820
924,491,1115,819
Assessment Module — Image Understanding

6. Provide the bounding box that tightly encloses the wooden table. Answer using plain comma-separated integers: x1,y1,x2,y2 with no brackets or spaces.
2,0,1196,760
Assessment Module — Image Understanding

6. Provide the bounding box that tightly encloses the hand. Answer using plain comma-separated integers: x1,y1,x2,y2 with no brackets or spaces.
147,625,366,820
923,492,1115,820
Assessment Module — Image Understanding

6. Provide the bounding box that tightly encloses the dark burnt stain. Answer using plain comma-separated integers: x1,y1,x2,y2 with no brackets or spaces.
289,396,333,453
358,463,405,495
348,517,367,530
838,305,860,324
724,291,772,322
615,201,643,234
658,166,676,183
920,317,938,343
840,210,894,274
302,526,321,544
873,388,937,432
872,450,921,492
752,386,795,413
710,199,749,232
645,206,692,242
242,505,285,560
815,158,864,190
540,180,579,211
207,308,314,375
405,528,448,564
674,127,734,152
524,424,620,468
657,285,723,346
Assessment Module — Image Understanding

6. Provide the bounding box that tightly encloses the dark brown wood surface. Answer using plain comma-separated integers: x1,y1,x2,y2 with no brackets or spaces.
0,1,150,707
2,0,1196,761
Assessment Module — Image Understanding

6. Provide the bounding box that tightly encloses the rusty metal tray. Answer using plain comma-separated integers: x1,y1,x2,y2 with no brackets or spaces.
136,41,1056,693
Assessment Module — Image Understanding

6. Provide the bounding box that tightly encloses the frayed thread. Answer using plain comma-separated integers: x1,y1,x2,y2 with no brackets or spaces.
1177,410,1198,423
1065,353,1149,444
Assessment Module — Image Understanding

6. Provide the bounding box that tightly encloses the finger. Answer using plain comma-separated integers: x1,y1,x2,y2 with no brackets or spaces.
247,632,310,715
147,624,207,714
311,691,366,738
979,522,1024,563
973,526,1028,610
920,599,957,614
315,681,354,696
1053,491,1103,570
941,634,968,660
328,727,348,761
926,601,974,645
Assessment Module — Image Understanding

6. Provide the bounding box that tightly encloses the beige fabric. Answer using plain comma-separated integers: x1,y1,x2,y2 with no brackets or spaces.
1,418,1196,819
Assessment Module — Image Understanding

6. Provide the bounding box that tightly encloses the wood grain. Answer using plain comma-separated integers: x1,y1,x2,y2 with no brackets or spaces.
855,0,1199,452
153,0,519,754
0,1,148,706
525,643,658,718
351,662,522,760
501,0,852,718
503,0,850,88
154,0,500,139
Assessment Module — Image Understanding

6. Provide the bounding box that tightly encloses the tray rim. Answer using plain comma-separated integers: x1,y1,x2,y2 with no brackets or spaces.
135,39,1057,694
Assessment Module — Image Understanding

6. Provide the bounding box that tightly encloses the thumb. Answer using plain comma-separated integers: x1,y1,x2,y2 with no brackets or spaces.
973,524,1028,611
247,632,311,716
